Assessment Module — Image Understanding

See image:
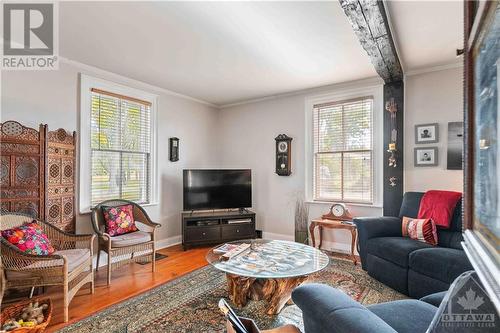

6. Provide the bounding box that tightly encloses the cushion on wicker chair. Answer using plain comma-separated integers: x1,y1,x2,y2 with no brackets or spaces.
102,204,138,236
1,222,55,255
111,231,151,247
5,249,91,279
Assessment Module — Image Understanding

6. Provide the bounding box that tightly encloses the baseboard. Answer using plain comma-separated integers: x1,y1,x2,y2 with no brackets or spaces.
155,235,182,250
93,235,182,268
261,231,294,241
261,232,357,255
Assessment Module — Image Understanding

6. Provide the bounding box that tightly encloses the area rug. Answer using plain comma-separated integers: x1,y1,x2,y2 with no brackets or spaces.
58,255,406,333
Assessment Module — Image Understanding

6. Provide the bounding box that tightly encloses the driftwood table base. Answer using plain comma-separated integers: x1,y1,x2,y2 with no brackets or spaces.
226,273,307,315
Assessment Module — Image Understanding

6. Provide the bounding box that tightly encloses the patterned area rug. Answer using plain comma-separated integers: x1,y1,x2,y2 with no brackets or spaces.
59,255,406,333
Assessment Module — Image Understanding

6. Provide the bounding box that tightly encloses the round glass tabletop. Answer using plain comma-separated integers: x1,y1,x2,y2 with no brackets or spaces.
206,239,329,279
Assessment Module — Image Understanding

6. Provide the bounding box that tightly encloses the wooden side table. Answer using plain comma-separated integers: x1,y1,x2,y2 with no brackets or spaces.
309,218,358,265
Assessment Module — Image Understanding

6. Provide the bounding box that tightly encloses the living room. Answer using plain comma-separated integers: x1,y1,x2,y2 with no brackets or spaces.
0,1,498,333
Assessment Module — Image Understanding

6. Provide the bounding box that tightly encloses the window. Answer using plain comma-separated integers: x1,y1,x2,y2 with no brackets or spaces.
312,96,373,204
80,75,157,213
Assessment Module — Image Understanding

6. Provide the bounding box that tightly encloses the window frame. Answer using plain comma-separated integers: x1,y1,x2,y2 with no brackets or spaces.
305,83,383,207
79,74,158,214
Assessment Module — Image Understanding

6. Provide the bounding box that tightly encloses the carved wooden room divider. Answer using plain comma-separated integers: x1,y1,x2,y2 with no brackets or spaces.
45,128,76,232
0,121,76,232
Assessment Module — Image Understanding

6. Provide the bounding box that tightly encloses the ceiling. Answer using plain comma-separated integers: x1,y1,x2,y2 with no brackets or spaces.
386,0,463,72
60,1,464,107
60,1,377,106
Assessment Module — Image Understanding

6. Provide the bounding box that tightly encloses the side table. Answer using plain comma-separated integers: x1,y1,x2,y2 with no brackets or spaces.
309,218,358,265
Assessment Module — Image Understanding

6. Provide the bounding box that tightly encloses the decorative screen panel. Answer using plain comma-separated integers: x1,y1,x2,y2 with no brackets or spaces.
0,121,45,219
45,128,76,232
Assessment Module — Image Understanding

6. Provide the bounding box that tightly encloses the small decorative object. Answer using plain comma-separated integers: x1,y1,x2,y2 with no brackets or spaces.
322,203,353,221
1,298,52,332
169,137,179,162
414,147,438,167
294,198,309,244
387,144,397,168
386,98,398,143
275,134,292,176
447,122,463,170
385,99,398,170
415,123,439,144
389,177,397,187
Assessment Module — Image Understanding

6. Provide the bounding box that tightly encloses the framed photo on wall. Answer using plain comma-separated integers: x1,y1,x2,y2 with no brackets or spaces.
415,123,439,144
414,147,438,167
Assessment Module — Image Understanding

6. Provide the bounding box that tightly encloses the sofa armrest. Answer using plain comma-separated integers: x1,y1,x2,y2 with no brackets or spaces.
292,284,397,333
419,291,448,307
354,217,402,270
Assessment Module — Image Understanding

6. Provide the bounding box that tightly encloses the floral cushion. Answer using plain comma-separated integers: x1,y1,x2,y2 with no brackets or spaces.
102,204,138,236
2,222,55,255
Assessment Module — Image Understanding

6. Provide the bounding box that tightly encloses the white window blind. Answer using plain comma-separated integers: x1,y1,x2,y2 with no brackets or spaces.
313,96,373,204
90,88,151,206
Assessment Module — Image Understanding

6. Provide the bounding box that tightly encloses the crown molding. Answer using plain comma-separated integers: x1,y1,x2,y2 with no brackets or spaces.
404,61,463,77
59,56,218,108
219,76,383,109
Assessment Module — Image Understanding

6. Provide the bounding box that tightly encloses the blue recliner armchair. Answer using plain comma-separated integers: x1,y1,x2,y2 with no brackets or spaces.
292,283,442,333
354,192,472,298
292,271,498,333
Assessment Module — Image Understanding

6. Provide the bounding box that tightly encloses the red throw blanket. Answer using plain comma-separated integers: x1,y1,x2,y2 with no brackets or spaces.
417,190,462,229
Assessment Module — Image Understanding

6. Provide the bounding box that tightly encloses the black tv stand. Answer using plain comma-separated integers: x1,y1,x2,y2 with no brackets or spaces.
181,209,256,250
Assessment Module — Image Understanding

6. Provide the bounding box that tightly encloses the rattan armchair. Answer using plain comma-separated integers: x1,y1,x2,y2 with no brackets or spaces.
0,213,94,322
91,200,160,285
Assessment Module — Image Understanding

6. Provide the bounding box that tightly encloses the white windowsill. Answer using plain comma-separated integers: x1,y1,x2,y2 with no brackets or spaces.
79,202,159,215
305,200,383,209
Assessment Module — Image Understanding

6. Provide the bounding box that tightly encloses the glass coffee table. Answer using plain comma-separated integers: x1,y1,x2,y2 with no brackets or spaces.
206,239,329,315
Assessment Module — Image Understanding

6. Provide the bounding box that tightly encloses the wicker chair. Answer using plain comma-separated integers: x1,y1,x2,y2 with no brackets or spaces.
0,213,94,322
91,200,160,285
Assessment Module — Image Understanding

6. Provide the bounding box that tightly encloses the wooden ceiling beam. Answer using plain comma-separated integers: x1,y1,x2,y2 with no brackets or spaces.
339,0,403,82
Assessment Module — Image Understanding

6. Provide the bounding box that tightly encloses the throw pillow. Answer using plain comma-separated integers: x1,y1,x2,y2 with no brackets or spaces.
1,221,55,255
102,204,138,236
402,216,438,246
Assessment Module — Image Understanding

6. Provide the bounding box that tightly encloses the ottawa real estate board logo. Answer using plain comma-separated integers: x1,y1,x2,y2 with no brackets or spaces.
2,2,58,70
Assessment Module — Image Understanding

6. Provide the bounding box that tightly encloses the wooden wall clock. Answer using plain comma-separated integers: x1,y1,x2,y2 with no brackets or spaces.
275,134,292,176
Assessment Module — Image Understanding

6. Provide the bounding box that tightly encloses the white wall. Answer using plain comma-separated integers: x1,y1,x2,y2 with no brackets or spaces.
404,66,463,192
217,78,385,253
1,60,220,244
0,62,464,253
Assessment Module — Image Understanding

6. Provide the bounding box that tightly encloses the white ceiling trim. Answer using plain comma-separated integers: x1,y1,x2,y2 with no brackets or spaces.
404,60,463,77
59,57,218,108
219,76,383,109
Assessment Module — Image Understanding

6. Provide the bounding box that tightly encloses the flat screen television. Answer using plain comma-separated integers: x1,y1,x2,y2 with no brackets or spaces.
183,169,252,211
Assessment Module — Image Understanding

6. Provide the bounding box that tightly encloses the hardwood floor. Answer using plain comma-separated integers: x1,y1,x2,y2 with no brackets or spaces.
5,244,358,332
46,245,210,332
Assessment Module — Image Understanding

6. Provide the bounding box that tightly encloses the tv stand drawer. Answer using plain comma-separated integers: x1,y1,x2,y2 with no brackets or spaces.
222,224,254,239
185,226,220,242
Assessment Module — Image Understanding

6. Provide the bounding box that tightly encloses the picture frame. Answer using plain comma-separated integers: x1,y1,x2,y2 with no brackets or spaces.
415,123,439,144
414,147,438,167
447,121,463,170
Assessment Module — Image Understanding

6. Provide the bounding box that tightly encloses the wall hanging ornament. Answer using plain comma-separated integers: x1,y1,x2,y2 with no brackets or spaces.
275,134,292,176
386,98,398,168
389,176,397,187
169,137,179,162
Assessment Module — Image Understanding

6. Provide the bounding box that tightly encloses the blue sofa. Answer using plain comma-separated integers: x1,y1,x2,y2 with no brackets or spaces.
292,283,444,333
354,192,472,298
